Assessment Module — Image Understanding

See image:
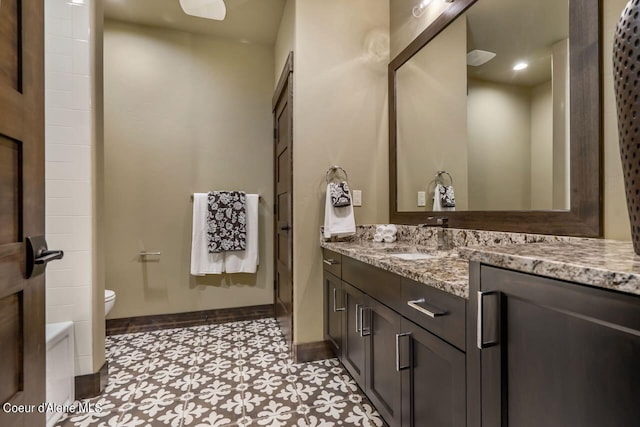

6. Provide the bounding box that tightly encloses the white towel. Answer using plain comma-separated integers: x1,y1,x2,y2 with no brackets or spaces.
323,184,356,239
376,225,386,234
191,193,225,275
385,224,398,235
433,185,443,211
383,234,396,243
225,194,259,273
373,233,383,243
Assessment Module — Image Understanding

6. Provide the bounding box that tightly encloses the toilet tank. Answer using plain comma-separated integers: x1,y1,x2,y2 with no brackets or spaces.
46,321,75,427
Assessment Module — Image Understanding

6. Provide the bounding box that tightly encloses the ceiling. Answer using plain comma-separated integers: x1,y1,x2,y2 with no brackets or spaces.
466,0,569,87
104,0,286,45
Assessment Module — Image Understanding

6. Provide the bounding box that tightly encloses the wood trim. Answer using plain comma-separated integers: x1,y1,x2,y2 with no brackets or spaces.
294,340,335,363
273,51,294,109
106,305,274,336
75,362,108,400
388,0,603,238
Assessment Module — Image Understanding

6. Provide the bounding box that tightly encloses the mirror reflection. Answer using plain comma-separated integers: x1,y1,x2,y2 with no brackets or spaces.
396,0,570,212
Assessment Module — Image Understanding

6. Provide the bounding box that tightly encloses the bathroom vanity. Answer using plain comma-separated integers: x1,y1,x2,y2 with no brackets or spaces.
321,228,640,427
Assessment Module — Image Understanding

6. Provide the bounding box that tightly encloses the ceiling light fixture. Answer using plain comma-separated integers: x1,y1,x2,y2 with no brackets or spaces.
513,62,529,71
412,0,454,18
179,0,226,21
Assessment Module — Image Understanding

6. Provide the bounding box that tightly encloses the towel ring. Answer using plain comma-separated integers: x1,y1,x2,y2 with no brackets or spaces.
435,171,453,186
326,165,349,184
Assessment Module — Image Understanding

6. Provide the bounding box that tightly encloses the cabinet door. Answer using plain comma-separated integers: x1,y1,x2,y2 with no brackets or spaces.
478,266,640,427
324,272,344,356
342,282,367,388
400,318,465,427
367,297,402,427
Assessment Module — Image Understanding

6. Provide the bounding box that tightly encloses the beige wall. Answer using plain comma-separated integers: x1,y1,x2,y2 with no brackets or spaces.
396,17,468,211
530,81,553,209
604,0,632,241
274,0,295,85
468,79,532,210
292,0,389,343
103,20,274,318
390,0,451,58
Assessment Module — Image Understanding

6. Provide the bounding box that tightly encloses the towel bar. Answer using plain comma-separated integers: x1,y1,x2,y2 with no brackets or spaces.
190,194,262,201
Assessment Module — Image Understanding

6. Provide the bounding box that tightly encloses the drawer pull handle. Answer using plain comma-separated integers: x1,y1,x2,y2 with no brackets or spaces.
395,332,412,372
324,259,339,266
407,298,446,318
333,288,345,312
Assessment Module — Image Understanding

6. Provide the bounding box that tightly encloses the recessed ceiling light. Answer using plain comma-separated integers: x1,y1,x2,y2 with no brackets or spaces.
467,49,497,67
179,0,226,21
513,62,528,71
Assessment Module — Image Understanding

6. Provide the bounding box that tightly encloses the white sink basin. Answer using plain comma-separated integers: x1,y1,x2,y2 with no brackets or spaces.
389,253,436,261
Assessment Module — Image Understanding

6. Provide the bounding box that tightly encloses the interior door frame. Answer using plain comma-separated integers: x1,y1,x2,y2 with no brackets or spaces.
273,52,294,349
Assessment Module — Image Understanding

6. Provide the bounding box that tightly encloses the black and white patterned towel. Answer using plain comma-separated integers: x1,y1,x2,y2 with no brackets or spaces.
329,181,352,207
439,185,456,208
207,191,247,253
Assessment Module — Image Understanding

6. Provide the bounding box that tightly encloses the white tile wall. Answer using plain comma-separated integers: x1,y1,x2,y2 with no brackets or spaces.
44,0,95,377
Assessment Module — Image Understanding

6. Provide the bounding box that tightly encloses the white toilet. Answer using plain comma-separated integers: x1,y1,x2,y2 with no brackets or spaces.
105,289,116,316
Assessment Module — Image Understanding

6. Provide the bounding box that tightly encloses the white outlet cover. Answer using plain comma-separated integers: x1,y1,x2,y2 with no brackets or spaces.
353,190,362,206
417,191,426,207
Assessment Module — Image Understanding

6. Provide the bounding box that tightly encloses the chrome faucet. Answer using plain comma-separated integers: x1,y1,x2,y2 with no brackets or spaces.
420,217,450,250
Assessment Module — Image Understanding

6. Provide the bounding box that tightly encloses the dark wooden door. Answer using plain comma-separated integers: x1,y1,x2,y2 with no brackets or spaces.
323,271,343,356
367,297,402,427
478,266,640,427
342,281,367,388
400,318,466,427
273,53,293,351
0,0,46,426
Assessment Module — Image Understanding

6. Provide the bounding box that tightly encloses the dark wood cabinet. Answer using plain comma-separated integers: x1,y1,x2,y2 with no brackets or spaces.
342,281,368,388
400,317,466,427
367,297,403,427
323,249,467,427
473,264,640,427
323,271,343,356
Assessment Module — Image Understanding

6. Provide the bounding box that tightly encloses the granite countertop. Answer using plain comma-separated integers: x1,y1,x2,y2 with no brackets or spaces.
320,240,470,299
458,240,640,297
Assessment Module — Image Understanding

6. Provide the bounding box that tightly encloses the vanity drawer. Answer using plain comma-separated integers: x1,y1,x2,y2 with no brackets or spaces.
322,249,342,277
401,278,466,351
343,257,401,312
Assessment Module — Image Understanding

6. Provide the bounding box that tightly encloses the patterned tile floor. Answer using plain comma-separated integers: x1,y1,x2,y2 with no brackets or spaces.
54,318,387,427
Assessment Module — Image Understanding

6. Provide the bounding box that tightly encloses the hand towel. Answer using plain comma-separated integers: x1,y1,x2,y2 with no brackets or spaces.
385,224,398,235
207,191,247,253
323,184,356,239
328,181,352,207
439,184,456,208
376,225,386,234
373,233,384,243
433,185,443,211
383,234,397,243
191,193,225,275
225,194,259,274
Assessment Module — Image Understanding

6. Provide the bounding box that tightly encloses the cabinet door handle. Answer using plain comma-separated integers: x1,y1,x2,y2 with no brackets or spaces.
407,298,447,318
333,288,345,312
355,304,361,333
323,259,339,266
396,332,412,372
477,291,499,349
360,306,371,337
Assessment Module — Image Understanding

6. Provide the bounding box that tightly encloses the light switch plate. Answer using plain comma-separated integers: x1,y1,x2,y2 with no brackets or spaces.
353,190,362,206
417,191,426,207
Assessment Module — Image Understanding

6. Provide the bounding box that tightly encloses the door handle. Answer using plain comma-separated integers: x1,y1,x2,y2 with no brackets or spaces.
355,304,361,333
333,288,345,312
280,225,291,231
477,291,499,349
407,298,447,318
26,236,65,279
360,306,371,337
35,250,64,265
396,332,412,371
323,258,339,266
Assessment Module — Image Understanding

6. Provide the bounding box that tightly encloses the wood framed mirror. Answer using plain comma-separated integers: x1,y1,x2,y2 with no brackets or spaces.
389,0,602,237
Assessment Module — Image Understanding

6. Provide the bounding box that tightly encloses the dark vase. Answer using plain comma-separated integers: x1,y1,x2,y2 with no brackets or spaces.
613,0,640,254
